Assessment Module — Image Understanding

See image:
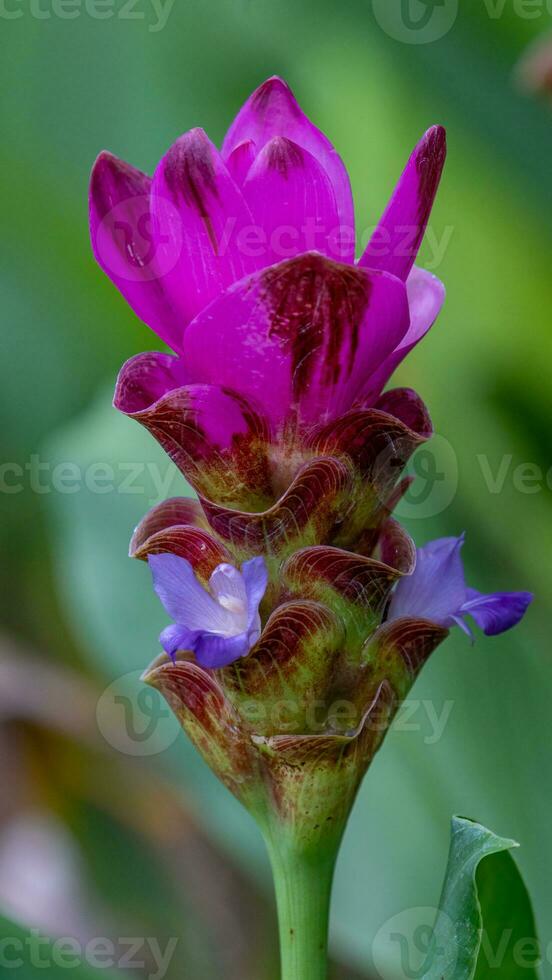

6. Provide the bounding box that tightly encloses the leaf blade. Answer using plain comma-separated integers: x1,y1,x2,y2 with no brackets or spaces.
424,816,539,980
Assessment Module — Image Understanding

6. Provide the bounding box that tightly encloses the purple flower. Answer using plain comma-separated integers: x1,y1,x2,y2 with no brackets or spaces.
388,535,533,638
149,553,268,669
91,76,447,439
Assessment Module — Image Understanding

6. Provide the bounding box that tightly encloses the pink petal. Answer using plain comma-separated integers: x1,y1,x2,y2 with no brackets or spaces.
359,126,447,281
114,352,271,501
222,76,355,247
374,387,433,439
225,139,256,186
89,152,183,352
150,128,260,327
113,351,191,415
182,253,409,432
242,137,347,264
359,267,445,403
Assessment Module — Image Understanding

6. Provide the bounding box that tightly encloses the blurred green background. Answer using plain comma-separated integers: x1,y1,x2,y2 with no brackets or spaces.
1,0,551,977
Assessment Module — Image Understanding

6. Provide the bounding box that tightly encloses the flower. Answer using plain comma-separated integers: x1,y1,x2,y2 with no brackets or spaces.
90,76,446,351
92,77,532,855
90,76,447,469
92,79,535,976
388,535,533,637
149,553,268,668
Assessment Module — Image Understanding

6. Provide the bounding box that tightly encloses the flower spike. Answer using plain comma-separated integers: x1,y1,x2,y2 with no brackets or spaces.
91,75,534,980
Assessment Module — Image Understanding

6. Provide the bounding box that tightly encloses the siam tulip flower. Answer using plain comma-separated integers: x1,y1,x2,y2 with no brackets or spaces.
90,77,533,980
90,75,447,499
90,75,445,351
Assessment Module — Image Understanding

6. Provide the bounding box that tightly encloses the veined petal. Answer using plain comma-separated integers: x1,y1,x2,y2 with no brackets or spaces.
182,253,409,431
283,545,405,613
89,152,183,351
222,76,355,239
310,404,429,547
143,658,260,804
359,126,447,281
114,356,272,505
372,519,417,575
200,456,352,560
159,623,199,658
129,497,208,557
360,268,446,402
282,542,412,670
150,128,260,326
374,387,433,439
250,684,395,835
242,137,348,263
194,631,252,669
209,563,248,613
129,497,231,585
460,589,533,636
114,351,191,415
221,600,345,736
148,553,234,633
311,405,427,517
388,535,467,626
362,617,449,698
241,556,270,626
134,524,231,585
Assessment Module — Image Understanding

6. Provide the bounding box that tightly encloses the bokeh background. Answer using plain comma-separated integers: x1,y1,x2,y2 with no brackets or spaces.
1,0,551,976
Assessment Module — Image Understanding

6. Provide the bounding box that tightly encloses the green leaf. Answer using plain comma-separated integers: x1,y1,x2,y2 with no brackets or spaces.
423,816,540,979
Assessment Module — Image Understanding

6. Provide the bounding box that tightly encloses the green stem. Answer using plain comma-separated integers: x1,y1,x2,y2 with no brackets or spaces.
266,835,338,980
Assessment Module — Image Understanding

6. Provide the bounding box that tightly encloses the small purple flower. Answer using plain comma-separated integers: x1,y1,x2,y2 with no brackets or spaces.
148,553,268,669
388,535,533,638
